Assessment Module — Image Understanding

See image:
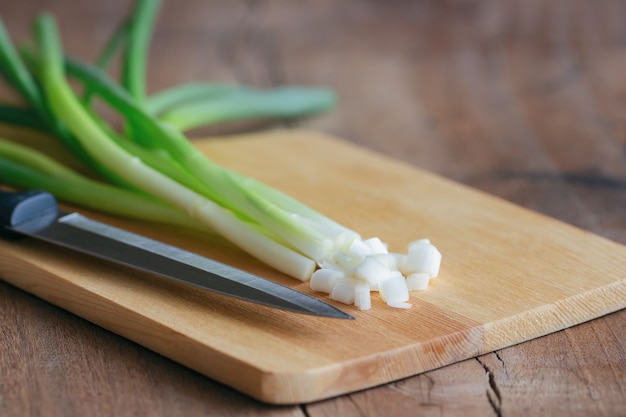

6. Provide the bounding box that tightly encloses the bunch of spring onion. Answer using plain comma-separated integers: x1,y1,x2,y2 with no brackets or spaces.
0,0,441,311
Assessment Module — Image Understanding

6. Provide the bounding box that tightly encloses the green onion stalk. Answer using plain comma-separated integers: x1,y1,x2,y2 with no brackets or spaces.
0,0,356,281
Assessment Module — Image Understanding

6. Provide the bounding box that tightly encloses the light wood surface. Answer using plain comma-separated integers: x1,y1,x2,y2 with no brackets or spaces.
1,130,625,404
1,0,625,415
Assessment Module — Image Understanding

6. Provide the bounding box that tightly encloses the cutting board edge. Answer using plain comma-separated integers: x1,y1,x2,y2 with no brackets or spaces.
250,322,485,404
3,129,626,404
482,278,626,352
5,248,625,404
0,243,487,404
0,244,276,398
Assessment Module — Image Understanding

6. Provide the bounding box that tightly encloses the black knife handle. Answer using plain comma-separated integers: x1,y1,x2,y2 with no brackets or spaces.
0,189,59,238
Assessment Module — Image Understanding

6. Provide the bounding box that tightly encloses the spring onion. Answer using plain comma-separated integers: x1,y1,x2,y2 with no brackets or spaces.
314,236,442,310
0,139,199,228
0,0,442,311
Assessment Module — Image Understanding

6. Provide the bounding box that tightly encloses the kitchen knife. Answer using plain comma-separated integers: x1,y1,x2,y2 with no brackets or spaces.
0,189,353,319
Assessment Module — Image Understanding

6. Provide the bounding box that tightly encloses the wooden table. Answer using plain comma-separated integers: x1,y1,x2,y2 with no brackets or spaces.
1,1,624,415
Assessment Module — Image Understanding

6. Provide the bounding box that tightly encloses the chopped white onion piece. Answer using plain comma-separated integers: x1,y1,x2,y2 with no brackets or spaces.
408,238,430,248
363,237,388,254
390,253,406,274
333,252,362,272
354,283,371,310
387,301,412,309
404,241,442,277
312,236,441,311
310,269,344,293
378,273,409,304
369,253,398,270
407,272,430,291
330,281,356,305
348,238,374,259
318,260,343,271
354,256,391,287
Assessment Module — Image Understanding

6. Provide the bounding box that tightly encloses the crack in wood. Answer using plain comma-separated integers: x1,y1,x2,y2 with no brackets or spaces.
476,357,502,417
420,372,436,405
346,395,368,417
299,403,311,417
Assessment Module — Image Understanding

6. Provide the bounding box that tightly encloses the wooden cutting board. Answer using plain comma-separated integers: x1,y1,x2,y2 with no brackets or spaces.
1,129,625,404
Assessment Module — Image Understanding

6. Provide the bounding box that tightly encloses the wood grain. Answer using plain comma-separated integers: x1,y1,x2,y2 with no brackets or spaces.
1,130,625,404
0,0,625,415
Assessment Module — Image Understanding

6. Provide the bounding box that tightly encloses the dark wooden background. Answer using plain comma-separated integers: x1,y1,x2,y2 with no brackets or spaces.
1,1,625,416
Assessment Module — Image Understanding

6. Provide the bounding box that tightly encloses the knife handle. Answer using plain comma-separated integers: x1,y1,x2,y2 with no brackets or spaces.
0,189,59,238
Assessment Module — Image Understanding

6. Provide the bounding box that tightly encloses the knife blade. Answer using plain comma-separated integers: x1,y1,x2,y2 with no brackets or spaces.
0,189,353,319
